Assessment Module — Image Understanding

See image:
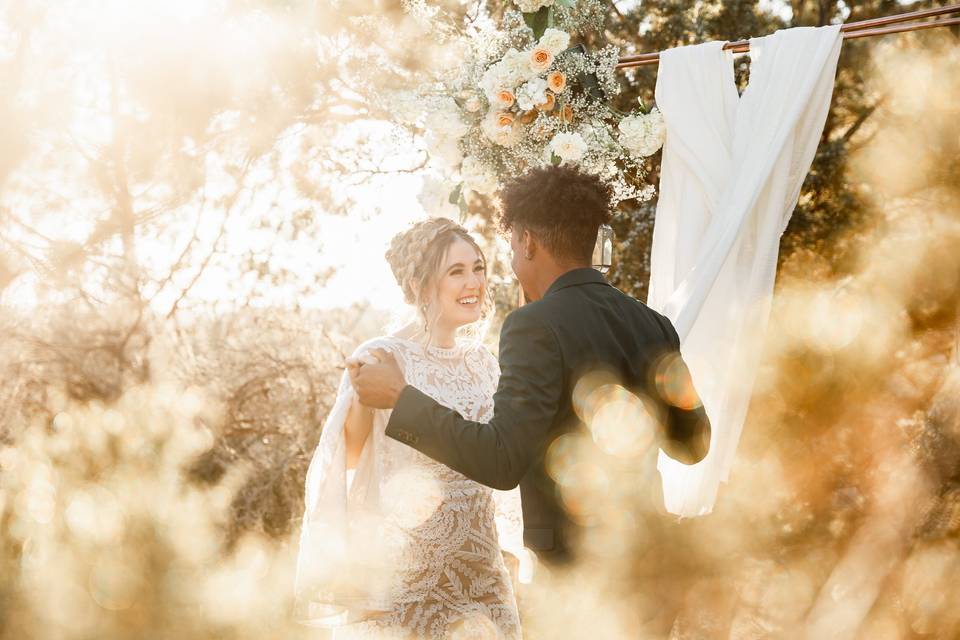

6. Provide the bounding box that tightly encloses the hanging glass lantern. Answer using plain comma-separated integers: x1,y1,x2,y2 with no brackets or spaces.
592,224,614,273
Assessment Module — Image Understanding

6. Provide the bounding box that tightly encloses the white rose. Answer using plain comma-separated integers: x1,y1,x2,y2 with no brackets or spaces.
460,156,499,195
515,77,548,112
503,48,535,85
617,117,648,155
479,50,534,100
617,108,666,158
515,0,553,12
538,28,570,55
431,97,470,139
425,131,463,169
646,108,666,145
418,176,459,217
527,77,548,99
479,65,506,100
549,131,588,162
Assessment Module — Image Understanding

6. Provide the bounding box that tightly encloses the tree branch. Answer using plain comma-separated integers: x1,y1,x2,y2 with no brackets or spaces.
164,159,256,321
842,96,886,144
146,189,210,307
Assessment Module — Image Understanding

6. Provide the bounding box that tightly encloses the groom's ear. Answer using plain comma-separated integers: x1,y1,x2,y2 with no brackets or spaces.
522,229,537,260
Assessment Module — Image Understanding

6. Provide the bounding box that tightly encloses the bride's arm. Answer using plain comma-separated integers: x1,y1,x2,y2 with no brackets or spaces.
343,341,407,468
344,396,374,469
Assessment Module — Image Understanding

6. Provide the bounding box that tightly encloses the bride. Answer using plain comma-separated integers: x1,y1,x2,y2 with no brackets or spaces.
294,217,524,639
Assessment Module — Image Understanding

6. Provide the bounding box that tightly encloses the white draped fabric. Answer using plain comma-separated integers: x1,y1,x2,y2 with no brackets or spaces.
648,25,843,517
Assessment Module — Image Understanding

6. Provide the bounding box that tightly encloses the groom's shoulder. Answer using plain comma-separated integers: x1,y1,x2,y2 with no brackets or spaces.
592,280,669,321
611,286,665,319
498,301,557,340
516,284,678,341
504,297,553,324
504,285,637,324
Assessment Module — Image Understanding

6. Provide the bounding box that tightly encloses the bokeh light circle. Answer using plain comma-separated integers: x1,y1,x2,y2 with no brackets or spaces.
653,352,702,410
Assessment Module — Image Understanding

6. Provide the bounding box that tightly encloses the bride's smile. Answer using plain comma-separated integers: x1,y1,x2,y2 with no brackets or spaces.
431,238,487,340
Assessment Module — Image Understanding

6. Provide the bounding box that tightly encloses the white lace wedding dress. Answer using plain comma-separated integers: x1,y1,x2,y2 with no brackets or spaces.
295,336,523,640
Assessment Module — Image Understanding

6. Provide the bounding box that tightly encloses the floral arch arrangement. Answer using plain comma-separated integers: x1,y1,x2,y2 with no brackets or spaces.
393,0,665,215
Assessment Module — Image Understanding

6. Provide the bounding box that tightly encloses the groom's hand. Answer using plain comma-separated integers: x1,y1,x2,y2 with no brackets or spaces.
350,348,406,409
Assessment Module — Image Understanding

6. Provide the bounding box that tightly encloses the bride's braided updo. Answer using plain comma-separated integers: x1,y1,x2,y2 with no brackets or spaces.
385,217,489,326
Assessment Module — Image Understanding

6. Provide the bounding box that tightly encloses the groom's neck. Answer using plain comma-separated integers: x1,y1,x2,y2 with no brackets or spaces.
526,259,590,301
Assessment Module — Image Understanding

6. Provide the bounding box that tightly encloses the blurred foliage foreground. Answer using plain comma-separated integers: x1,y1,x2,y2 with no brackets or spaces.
2,17,960,640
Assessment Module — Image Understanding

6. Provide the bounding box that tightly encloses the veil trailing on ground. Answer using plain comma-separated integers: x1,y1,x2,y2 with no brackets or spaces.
648,25,843,517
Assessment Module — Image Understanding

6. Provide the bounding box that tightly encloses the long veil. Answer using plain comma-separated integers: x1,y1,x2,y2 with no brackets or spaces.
293,340,394,626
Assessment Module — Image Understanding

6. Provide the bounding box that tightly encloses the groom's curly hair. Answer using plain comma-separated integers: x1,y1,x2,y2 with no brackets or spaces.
499,165,612,263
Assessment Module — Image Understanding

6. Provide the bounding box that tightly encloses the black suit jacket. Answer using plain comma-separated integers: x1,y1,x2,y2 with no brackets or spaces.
385,268,710,560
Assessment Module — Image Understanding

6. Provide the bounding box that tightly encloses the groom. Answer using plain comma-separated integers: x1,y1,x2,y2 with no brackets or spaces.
352,165,710,566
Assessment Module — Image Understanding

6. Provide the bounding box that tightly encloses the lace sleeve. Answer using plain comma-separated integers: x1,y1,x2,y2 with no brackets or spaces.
294,337,403,625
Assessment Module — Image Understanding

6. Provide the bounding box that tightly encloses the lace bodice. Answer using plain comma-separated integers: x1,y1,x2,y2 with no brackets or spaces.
378,337,499,483
296,335,522,640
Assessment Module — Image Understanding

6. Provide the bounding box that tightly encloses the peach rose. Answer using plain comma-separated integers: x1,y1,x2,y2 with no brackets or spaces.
496,112,515,127
547,71,566,93
496,90,515,108
519,109,538,124
529,46,554,73
559,104,574,124
537,92,556,112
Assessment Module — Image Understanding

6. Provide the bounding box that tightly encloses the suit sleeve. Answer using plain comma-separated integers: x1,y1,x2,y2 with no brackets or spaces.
657,317,711,465
385,310,563,491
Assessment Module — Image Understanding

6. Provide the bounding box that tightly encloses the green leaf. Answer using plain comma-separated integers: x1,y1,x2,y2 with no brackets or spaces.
551,152,562,166
555,0,576,8
523,6,551,40
448,183,463,205
457,193,469,222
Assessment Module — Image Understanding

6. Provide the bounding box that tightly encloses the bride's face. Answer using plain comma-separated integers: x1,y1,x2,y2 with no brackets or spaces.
430,238,486,328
